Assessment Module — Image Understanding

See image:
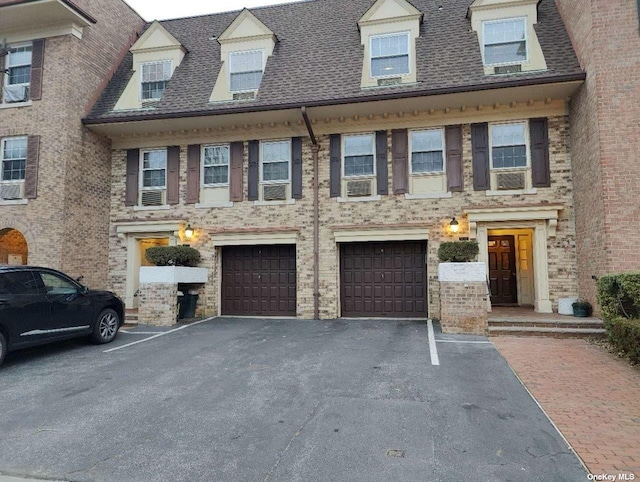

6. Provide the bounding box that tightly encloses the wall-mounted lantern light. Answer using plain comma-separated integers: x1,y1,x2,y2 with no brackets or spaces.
449,217,460,234
184,224,195,240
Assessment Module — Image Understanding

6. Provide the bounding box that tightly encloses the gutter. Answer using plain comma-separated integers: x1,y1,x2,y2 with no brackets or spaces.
0,0,98,24
301,107,320,320
83,72,586,126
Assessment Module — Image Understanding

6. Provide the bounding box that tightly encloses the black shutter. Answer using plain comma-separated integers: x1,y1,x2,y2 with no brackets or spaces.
125,149,139,206
30,39,45,101
229,142,244,202
24,135,40,199
530,118,551,188
445,125,463,192
392,129,408,194
291,137,303,199
248,141,259,201
329,134,341,198
186,145,200,204
376,131,388,195
471,123,490,191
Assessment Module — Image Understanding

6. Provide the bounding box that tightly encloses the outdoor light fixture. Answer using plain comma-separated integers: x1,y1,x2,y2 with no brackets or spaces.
449,217,460,234
184,224,195,240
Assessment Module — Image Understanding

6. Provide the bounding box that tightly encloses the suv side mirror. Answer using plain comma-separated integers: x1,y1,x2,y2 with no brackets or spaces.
81,286,89,295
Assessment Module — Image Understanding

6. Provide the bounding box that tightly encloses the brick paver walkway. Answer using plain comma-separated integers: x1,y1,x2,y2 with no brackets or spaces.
493,337,640,477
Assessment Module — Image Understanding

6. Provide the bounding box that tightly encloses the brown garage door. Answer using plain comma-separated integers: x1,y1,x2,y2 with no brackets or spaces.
340,241,427,318
222,245,296,316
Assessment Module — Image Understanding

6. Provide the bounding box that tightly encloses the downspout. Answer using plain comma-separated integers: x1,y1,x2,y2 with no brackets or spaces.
301,106,320,320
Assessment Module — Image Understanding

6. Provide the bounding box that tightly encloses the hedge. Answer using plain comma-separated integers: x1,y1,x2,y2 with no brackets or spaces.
145,246,201,267
597,273,640,363
438,241,479,262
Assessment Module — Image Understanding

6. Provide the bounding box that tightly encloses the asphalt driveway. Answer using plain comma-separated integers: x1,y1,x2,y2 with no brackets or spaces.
0,318,586,482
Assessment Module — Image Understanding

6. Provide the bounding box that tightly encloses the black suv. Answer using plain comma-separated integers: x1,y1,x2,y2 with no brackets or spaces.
0,266,124,367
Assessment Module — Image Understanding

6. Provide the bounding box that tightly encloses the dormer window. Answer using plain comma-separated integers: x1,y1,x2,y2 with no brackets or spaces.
229,50,264,93
370,33,410,78
141,61,172,101
3,44,32,103
482,18,527,66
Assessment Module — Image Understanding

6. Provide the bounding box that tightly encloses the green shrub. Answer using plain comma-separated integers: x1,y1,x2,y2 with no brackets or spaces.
438,241,479,262
145,246,201,267
597,273,640,363
605,316,640,364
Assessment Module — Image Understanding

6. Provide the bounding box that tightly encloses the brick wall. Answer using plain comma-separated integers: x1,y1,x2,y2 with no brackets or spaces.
439,282,489,335
0,0,142,288
108,115,578,319
556,0,640,308
138,282,178,326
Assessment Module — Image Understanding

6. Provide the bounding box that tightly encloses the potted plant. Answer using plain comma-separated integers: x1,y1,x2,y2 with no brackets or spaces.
572,300,592,318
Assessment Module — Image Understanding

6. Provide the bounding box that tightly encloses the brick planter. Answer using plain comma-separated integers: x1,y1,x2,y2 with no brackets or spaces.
438,262,489,335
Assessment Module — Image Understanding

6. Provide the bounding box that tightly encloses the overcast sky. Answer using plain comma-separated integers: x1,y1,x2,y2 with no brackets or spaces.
125,0,303,21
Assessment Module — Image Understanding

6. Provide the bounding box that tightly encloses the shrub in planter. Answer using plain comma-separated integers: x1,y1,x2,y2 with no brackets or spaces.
572,300,592,318
438,241,479,262
145,246,201,267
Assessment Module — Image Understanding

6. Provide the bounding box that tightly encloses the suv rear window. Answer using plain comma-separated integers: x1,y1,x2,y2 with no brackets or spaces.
0,271,40,295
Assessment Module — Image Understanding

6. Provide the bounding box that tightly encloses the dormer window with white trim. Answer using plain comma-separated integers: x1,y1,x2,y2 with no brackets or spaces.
482,18,527,66
229,50,264,93
141,61,172,101
370,32,410,78
3,44,32,103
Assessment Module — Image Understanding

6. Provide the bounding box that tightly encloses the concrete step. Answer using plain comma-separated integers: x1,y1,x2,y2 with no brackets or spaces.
488,326,606,339
488,319,604,330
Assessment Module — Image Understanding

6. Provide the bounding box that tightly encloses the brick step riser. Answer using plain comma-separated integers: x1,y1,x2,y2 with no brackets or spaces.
488,321,604,330
488,331,606,339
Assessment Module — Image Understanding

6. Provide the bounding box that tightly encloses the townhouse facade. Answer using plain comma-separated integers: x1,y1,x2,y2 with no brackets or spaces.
556,0,640,310
84,0,586,320
0,0,143,289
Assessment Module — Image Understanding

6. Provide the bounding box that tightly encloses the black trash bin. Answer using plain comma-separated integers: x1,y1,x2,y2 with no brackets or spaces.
182,292,199,319
177,292,187,320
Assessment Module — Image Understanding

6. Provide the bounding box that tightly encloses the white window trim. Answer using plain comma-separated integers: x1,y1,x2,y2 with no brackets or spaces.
139,148,168,191
369,31,411,79
139,60,173,102
489,120,530,171
482,17,529,67
1,136,28,183
3,43,32,103
201,144,230,187
409,128,446,176
260,139,291,185
342,133,377,179
228,49,265,94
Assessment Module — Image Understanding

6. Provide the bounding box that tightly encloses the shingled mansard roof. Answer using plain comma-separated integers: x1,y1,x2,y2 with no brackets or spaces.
85,0,584,124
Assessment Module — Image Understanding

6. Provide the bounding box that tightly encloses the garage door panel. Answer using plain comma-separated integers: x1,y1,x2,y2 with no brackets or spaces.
341,241,427,318
222,245,296,316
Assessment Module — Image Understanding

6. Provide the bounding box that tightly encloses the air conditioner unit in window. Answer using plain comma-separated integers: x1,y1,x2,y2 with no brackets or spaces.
140,190,165,207
263,184,287,201
233,91,256,101
493,64,522,75
346,180,373,197
497,172,526,190
3,84,29,103
377,77,402,87
0,183,23,200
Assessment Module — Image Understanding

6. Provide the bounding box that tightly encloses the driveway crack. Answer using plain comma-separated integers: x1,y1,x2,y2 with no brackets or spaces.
264,401,323,482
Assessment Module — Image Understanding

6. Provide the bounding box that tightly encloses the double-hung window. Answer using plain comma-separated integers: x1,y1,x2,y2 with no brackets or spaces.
141,61,172,101
141,149,167,188
370,33,410,78
491,123,527,169
3,44,32,103
261,140,290,183
203,145,230,186
411,129,445,174
344,134,375,178
229,50,264,92
1,137,27,182
482,18,527,66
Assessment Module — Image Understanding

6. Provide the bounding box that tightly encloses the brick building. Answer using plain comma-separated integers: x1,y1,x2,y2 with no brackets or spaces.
84,0,587,321
0,0,143,289
555,0,640,309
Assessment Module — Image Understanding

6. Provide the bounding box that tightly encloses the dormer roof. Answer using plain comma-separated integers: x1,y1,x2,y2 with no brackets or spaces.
358,0,423,28
217,8,277,44
130,21,186,54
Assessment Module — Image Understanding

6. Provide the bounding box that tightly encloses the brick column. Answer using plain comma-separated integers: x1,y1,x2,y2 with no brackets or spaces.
138,282,178,327
438,262,489,335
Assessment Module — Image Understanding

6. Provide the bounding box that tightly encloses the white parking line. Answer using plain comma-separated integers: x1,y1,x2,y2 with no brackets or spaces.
427,319,440,366
120,331,166,335
104,317,215,353
436,340,492,344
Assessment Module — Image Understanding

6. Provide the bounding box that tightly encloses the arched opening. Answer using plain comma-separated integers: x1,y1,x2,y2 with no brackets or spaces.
0,228,28,265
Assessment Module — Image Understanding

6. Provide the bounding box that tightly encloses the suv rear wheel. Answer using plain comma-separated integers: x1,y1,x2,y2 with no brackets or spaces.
91,309,120,344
